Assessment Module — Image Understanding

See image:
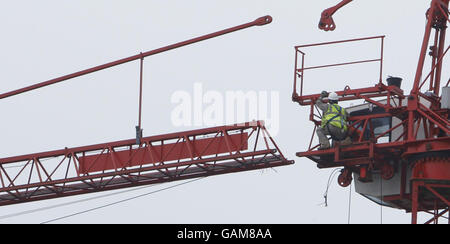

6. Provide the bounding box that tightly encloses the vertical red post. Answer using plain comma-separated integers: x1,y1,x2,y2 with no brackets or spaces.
433,24,447,95
136,53,145,144
429,30,439,91
293,48,299,98
412,1,436,95
138,54,144,130
300,51,305,97
379,36,384,84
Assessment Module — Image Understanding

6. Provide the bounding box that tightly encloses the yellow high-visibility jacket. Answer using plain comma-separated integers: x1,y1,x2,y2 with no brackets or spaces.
321,104,348,130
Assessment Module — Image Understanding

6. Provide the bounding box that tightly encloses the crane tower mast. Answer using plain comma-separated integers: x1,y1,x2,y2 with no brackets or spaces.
293,0,450,224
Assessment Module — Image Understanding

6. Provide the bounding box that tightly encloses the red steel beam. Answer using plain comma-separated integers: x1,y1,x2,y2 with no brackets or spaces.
412,0,448,95
424,208,449,224
0,15,272,100
0,158,291,207
293,83,404,106
318,0,353,31
78,132,249,174
294,35,384,48
0,122,260,165
297,136,449,168
298,58,382,72
0,120,294,206
425,185,450,207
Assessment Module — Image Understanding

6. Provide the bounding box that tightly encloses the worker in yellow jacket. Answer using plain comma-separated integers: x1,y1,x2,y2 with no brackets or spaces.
316,91,350,150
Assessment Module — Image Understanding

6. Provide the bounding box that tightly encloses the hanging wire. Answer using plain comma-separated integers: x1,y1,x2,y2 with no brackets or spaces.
347,182,352,224
380,175,383,224
320,168,342,207
40,177,205,224
0,184,157,221
2,156,59,169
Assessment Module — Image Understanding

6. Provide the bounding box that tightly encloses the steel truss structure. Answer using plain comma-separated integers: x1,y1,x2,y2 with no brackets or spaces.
0,16,295,207
0,121,293,206
293,0,450,224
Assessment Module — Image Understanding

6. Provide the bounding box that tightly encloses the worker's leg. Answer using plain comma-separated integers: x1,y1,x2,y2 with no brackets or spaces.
340,136,352,146
327,125,350,147
317,126,331,149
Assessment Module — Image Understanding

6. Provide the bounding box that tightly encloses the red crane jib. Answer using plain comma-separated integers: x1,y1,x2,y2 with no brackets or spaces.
0,16,293,207
78,133,248,174
0,121,293,206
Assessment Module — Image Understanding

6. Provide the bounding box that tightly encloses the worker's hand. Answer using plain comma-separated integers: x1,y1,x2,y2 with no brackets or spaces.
320,91,329,98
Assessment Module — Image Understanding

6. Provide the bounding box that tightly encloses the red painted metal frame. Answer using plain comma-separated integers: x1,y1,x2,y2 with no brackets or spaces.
295,0,450,224
0,15,272,100
292,35,386,104
0,121,293,206
411,181,450,224
410,155,450,224
319,0,353,31
0,16,294,207
78,132,249,174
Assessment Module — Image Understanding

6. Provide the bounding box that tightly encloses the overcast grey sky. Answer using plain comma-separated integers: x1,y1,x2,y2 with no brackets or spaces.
0,0,447,224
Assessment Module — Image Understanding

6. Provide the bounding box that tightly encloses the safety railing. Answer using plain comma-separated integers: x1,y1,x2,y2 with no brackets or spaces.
293,35,385,101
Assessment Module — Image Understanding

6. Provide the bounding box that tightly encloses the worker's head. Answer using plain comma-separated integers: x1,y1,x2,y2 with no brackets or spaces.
329,92,339,104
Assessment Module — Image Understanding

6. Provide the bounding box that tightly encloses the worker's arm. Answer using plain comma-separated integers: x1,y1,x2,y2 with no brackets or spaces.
316,91,329,112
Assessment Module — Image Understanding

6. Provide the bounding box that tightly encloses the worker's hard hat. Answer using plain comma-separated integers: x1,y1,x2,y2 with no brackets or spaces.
329,92,340,101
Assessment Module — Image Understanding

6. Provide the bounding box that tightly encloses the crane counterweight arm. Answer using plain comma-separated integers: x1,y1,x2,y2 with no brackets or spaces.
319,0,353,31
0,15,272,100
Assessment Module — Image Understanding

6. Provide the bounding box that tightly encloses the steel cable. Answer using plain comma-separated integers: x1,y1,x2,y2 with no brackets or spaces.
40,177,205,224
